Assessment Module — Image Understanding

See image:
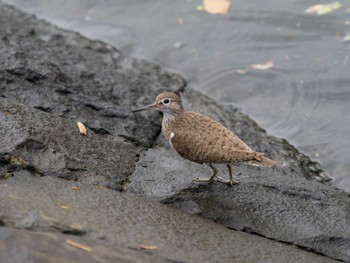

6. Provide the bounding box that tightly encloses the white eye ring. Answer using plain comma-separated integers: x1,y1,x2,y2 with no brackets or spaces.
162,98,170,105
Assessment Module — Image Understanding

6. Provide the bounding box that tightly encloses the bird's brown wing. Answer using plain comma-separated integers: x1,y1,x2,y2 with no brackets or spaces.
169,112,263,164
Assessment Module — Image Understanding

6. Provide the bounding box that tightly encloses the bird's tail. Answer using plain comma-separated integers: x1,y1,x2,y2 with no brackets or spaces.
246,155,278,167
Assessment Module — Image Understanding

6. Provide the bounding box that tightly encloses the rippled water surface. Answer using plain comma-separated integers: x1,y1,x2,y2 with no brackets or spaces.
3,0,350,191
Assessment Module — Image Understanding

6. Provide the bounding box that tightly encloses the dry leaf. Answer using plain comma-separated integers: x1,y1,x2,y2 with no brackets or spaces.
65,239,92,252
305,2,342,15
77,122,87,136
72,186,79,191
203,0,230,15
251,60,274,70
140,244,158,250
305,4,324,14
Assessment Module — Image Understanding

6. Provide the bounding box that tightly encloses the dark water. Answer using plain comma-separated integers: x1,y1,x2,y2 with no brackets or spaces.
3,0,350,191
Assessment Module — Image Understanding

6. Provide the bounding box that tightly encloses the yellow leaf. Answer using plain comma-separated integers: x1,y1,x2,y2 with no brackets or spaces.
197,5,204,11
251,60,274,70
305,2,342,15
203,0,230,15
140,244,158,250
65,239,92,252
305,4,324,14
77,122,87,136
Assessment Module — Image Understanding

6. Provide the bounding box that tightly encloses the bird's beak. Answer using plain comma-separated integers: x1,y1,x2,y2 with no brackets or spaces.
132,103,156,113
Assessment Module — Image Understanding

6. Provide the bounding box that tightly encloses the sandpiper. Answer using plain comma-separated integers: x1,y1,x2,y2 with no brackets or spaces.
133,92,277,185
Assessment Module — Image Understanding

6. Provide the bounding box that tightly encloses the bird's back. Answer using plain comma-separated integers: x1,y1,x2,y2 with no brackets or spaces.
163,111,274,165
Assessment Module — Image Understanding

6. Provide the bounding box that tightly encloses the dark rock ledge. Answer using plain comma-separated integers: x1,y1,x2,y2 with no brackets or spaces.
0,3,349,263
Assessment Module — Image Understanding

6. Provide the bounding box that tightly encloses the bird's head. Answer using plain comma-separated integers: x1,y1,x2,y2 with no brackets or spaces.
133,92,184,115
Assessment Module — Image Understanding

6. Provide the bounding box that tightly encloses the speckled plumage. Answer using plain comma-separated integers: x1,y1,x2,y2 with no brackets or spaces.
134,92,277,185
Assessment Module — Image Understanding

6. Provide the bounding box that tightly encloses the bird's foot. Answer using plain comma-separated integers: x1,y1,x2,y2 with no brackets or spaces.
193,176,239,186
216,176,240,186
193,176,217,183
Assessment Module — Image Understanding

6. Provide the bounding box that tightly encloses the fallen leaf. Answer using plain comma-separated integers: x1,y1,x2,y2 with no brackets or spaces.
343,34,350,42
305,2,342,15
65,239,92,252
140,244,158,250
305,4,324,14
203,0,230,15
77,122,87,136
72,186,79,191
197,5,204,11
251,60,274,70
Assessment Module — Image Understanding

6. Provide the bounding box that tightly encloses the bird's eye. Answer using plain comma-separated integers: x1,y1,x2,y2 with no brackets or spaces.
162,99,170,105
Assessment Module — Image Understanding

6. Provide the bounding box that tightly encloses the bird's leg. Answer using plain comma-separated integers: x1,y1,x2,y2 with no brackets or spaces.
193,164,218,183
224,164,240,185
212,164,239,185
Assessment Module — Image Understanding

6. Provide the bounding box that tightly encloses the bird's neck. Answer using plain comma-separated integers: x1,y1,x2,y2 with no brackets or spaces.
161,110,184,140
162,110,180,127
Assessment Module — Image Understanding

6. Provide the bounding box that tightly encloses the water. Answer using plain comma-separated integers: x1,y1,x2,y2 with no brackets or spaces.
3,0,350,191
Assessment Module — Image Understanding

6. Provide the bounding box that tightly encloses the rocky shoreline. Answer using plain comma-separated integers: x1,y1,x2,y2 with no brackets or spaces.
0,3,349,262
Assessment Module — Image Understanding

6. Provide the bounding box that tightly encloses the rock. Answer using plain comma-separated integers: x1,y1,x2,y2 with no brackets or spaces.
0,172,338,263
0,4,186,148
0,227,166,263
0,99,136,190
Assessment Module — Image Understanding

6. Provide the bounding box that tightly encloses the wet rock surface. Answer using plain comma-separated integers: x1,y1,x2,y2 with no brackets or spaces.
0,3,349,262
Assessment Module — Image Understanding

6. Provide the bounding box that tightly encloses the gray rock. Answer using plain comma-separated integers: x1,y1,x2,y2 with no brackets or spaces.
0,99,136,190
0,172,338,263
130,145,350,261
0,227,166,263
0,4,185,148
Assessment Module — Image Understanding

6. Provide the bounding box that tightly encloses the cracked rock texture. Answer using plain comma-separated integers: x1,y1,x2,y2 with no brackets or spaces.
0,98,136,190
0,3,349,263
